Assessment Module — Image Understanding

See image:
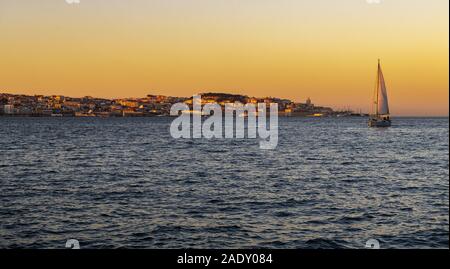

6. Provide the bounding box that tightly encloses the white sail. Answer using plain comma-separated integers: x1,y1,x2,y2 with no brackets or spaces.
376,62,390,115
369,60,392,127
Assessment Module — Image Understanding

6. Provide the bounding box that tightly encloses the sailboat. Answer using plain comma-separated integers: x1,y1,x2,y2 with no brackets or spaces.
369,59,391,127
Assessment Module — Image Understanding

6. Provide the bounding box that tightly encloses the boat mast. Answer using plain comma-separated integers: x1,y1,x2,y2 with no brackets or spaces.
376,59,380,116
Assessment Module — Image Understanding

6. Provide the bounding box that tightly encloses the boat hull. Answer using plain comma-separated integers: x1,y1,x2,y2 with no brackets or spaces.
368,118,391,128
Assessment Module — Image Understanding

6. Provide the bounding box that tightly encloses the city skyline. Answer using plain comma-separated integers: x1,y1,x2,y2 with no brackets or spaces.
1,91,348,118
0,0,448,116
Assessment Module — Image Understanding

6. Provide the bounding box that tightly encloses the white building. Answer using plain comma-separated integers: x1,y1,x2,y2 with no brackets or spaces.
3,104,14,114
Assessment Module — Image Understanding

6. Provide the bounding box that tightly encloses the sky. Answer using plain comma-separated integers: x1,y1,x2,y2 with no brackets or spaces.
0,0,448,116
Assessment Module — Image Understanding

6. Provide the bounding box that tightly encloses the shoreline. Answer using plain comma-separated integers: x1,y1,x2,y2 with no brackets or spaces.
1,115,448,119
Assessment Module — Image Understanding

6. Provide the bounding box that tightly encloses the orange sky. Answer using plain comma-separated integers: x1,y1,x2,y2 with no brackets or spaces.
0,0,448,116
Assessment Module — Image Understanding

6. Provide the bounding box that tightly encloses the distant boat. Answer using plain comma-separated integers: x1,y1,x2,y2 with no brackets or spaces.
369,60,391,127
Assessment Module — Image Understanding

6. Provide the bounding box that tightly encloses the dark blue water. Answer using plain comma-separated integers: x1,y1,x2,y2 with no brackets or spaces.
0,117,448,249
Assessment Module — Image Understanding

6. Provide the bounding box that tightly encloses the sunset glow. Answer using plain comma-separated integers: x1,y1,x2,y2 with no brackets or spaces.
0,0,448,116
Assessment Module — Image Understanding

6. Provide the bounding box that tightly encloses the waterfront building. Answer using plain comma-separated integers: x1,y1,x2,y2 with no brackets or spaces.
3,104,14,115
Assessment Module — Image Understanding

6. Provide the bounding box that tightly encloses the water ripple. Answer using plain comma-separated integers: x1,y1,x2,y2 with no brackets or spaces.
0,117,448,249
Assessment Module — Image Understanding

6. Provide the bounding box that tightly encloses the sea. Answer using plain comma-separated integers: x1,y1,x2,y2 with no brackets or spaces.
0,117,448,249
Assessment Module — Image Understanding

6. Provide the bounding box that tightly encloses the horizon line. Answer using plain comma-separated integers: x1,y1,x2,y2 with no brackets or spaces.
1,90,449,117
